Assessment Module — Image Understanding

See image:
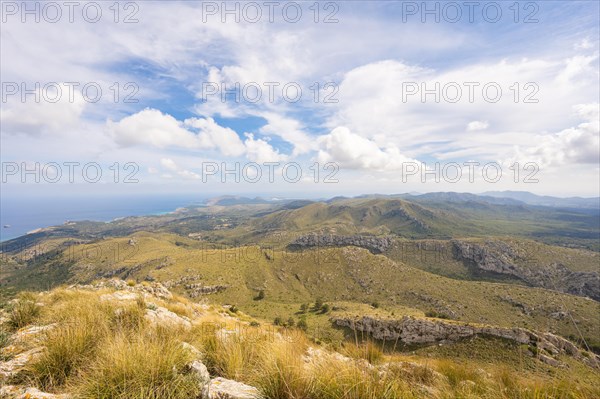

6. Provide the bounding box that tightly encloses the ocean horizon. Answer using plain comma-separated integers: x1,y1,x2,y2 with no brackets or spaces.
0,194,204,242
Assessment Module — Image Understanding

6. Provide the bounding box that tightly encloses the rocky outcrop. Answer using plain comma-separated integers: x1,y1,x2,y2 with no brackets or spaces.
202,377,263,399
0,347,44,380
144,306,192,329
333,315,600,368
452,240,600,301
289,234,393,254
74,279,173,300
185,283,229,297
0,386,71,399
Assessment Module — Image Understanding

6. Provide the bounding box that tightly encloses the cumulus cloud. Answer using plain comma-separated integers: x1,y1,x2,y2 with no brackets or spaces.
244,133,286,163
508,103,600,167
1,83,86,136
317,127,419,171
184,117,246,156
327,54,599,162
258,113,316,156
107,108,283,161
108,109,197,148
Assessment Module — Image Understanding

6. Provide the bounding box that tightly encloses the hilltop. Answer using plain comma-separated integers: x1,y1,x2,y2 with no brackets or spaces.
1,280,599,399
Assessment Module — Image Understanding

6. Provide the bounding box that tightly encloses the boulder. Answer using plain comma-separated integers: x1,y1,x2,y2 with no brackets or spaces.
145,307,192,329
202,377,262,399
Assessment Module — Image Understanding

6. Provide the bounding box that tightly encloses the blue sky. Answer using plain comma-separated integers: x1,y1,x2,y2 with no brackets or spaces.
1,0,599,197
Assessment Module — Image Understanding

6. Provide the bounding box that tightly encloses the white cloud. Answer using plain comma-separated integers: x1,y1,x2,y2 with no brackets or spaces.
1,83,86,136
108,109,284,162
467,121,489,131
258,113,315,156
508,103,600,167
326,54,598,163
159,158,200,180
184,117,246,157
244,133,286,163
317,127,419,171
108,108,198,148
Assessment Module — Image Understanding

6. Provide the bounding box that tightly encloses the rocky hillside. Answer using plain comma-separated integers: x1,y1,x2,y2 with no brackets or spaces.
452,239,600,300
2,280,600,398
333,315,600,369
288,234,394,254
0,280,264,399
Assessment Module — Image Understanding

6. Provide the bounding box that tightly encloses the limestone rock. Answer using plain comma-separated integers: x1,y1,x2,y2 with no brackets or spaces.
289,234,393,254
452,240,600,301
187,360,211,387
145,306,191,329
0,347,43,380
333,315,600,368
202,377,262,399
0,386,71,399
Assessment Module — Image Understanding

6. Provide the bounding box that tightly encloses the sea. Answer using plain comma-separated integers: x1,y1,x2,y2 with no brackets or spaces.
0,194,205,242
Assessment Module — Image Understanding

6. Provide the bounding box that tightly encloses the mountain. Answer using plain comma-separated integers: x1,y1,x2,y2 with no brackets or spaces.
483,191,600,209
204,195,275,206
2,193,600,397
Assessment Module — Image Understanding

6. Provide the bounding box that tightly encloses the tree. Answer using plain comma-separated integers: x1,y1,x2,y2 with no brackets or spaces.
297,317,308,331
314,298,324,311
321,303,330,314
287,317,295,327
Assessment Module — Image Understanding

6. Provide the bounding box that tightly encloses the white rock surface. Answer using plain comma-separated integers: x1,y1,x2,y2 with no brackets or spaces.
0,386,71,399
145,306,191,329
202,377,262,399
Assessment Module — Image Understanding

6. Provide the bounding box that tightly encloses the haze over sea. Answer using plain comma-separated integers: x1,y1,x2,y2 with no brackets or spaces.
0,194,204,242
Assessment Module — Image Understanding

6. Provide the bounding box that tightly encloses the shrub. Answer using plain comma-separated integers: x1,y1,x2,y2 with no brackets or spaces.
425,310,451,319
255,290,265,301
274,317,283,326
314,298,323,311
299,303,308,313
297,317,308,331
341,340,383,365
320,304,330,314
27,322,101,390
112,300,147,333
8,293,41,330
287,317,295,327
76,330,199,399
252,339,312,399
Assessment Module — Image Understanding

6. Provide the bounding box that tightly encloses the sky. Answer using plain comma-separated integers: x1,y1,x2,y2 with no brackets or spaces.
1,0,599,199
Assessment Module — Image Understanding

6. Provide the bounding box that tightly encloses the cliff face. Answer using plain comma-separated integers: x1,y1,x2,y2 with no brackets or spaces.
288,234,393,254
452,240,600,301
333,315,600,368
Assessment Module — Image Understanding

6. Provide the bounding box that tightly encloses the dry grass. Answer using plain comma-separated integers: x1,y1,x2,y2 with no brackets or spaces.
6,285,600,399
7,292,41,330
76,328,199,399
